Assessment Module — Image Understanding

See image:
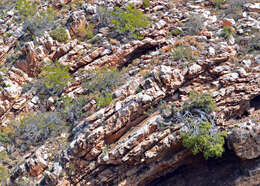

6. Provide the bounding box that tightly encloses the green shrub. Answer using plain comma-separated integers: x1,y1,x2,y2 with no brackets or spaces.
95,92,114,108
11,112,67,149
181,92,224,160
157,91,224,159
0,131,10,143
183,91,217,113
135,86,144,94
0,165,9,184
49,27,69,43
220,26,236,40
77,22,95,40
184,15,203,35
82,67,122,95
170,45,195,62
142,0,150,8
82,67,124,108
237,33,260,54
55,95,89,124
111,3,150,39
171,28,182,36
39,63,72,96
16,0,37,19
0,74,5,90
213,0,225,9
16,0,57,37
181,120,227,159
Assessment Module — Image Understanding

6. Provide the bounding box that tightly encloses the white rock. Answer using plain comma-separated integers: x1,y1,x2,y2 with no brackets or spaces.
255,55,260,64
3,82,22,99
53,162,63,176
13,26,24,38
242,59,251,67
208,47,215,56
156,20,166,29
115,101,122,111
31,96,39,104
228,35,235,45
244,3,260,13
189,64,202,76
237,68,247,77
0,146,5,152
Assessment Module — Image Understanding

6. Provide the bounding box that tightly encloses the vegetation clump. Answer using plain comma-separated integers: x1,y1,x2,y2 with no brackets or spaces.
10,112,68,150
181,91,226,159
111,3,150,39
158,91,226,160
38,63,72,96
77,22,95,40
220,26,236,40
184,15,204,35
16,0,57,37
16,0,37,19
0,165,9,184
82,67,124,108
49,27,69,43
213,0,225,9
181,120,226,159
170,44,196,62
55,95,89,125
0,131,10,143
142,0,151,9
183,91,217,113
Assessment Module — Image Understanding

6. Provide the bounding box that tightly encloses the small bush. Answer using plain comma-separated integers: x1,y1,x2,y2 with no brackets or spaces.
0,131,10,143
220,26,236,40
82,67,124,108
11,112,67,149
183,91,217,113
77,22,94,40
184,15,204,35
16,0,57,37
170,45,195,62
16,0,37,19
55,95,89,125
237,34,260,54
157,91,225,160
142,0,150,9
111,3,150,39
49,27,69,43
0,165,9,184
82,67,122,95
171,28,182,36
213,0,225,9
96,6,111,27
95,92,114,108
39,63,72,96
181,120,226,159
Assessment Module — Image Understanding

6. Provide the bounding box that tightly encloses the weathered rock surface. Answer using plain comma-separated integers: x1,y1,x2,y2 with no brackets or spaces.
228,120,260,160
0,0,260,185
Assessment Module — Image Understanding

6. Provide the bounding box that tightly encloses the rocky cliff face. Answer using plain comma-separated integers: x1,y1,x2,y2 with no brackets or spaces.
0,0,260,185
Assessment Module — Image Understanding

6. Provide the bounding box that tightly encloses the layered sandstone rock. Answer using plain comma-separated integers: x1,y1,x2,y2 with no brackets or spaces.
0,0,260,185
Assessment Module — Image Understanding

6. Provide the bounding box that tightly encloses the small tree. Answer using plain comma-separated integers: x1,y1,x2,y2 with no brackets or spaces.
181,91,226,159
49,27,69,43
16,0,57,37
111,3,150,39
39,63,72,95
181,120,226,159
